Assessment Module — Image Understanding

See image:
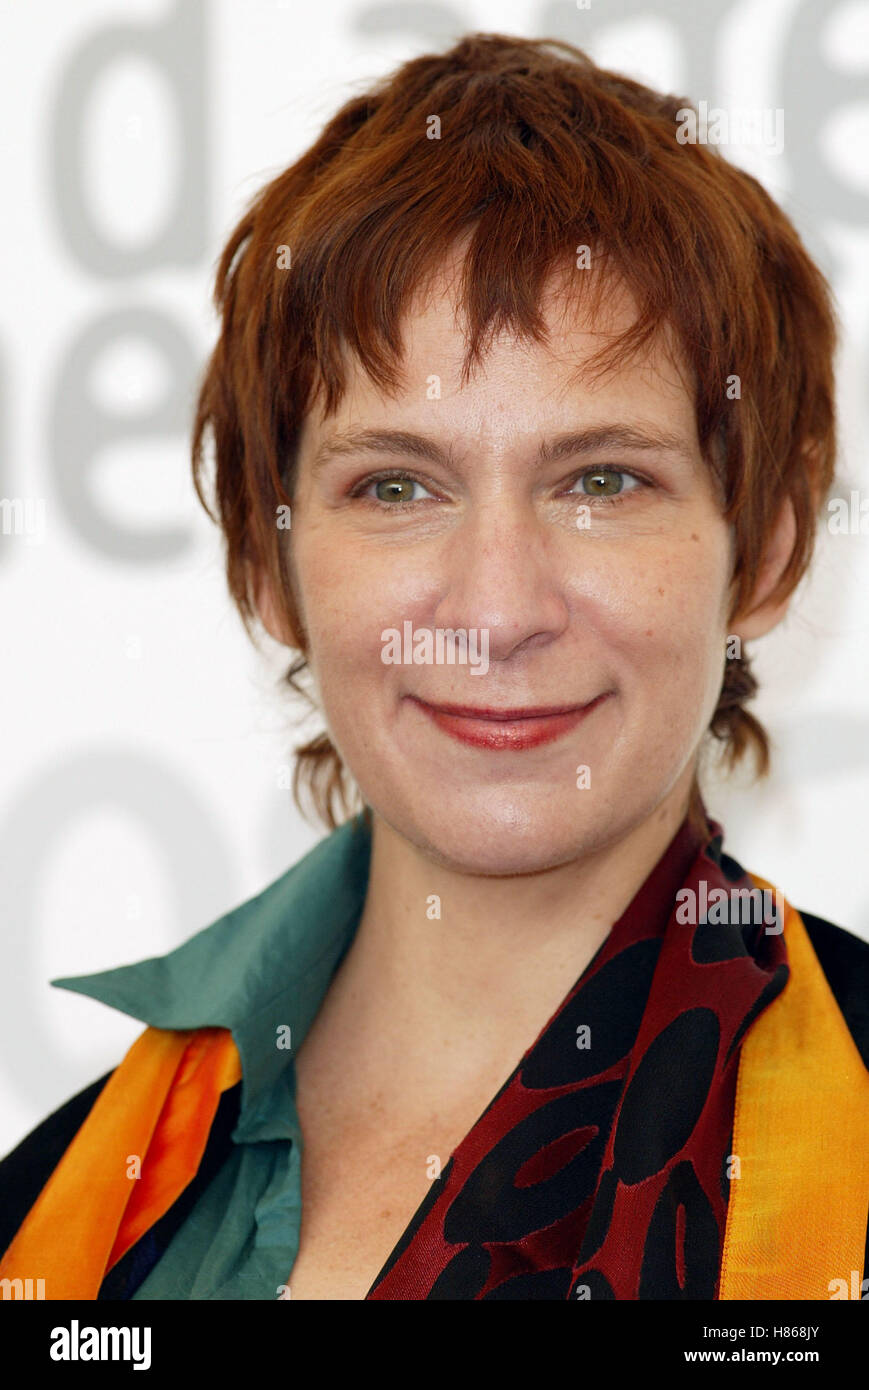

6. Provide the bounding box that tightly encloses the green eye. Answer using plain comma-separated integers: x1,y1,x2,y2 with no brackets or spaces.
580,468,625,496
373,477,421,503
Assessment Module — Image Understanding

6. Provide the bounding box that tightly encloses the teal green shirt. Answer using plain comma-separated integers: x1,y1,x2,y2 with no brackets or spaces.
51,812,372,1300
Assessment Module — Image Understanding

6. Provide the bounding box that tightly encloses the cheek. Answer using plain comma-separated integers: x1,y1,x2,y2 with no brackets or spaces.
291,524,402,682
581,535,730,704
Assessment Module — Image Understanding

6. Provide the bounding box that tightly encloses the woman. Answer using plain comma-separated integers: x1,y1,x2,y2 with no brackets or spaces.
1,32,867,1302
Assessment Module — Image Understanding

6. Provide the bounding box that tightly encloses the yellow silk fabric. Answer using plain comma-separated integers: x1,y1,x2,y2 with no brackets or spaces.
719,876,869,1299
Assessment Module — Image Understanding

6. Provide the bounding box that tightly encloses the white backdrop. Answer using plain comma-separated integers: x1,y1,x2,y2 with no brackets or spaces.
1,0,868,1156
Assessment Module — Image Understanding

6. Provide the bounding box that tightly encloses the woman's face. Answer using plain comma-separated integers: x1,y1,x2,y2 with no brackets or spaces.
284,263,734,874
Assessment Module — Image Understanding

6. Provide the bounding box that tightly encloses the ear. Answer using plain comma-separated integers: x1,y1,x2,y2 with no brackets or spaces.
729,496,798,641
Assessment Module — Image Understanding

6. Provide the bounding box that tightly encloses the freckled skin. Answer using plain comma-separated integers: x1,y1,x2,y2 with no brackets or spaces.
283,262,736,876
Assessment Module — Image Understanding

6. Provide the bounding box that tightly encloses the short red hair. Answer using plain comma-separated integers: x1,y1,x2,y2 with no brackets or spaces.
192,32,837,829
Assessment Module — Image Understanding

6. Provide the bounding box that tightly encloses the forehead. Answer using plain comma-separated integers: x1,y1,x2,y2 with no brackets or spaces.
300,249,698,452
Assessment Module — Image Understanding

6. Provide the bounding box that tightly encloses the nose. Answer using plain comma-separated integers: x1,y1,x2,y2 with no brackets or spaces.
431,498,570,662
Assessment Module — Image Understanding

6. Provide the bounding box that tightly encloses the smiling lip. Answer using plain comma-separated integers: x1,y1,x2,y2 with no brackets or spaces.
409,694,609,750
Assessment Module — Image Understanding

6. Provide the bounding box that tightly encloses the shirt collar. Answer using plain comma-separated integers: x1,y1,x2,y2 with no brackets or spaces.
51,812,372,1145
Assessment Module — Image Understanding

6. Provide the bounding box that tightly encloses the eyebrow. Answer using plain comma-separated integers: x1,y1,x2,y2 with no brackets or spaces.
309,423,695,474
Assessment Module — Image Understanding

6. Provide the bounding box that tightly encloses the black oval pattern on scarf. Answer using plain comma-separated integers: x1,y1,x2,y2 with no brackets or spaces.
612,1009,720,1185
638,1160,719,1299
482,1266,574,1299
427,1243,491,1299
691,917,749,964
521,939,663,1087
443,1081,623,1246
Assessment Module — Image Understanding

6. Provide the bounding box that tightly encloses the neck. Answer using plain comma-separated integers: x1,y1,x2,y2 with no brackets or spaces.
319,770,702,1091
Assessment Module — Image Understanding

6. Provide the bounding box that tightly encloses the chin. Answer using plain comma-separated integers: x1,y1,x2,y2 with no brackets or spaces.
376,784,623,876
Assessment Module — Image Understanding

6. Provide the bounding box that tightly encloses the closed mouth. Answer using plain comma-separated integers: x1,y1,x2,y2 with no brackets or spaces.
408,693,610,749
412,700,591,720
